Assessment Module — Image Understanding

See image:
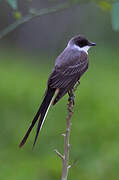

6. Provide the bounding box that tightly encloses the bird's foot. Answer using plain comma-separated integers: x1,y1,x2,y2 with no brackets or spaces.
68,96,75,105
73,80,80,92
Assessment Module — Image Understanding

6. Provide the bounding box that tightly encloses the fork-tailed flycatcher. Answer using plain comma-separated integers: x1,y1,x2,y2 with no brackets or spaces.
19,35,96,148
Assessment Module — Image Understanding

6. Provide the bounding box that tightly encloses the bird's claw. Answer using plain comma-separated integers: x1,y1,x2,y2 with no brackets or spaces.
68,96,75,105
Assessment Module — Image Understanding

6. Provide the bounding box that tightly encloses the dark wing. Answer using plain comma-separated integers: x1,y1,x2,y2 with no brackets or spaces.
48,51,88,89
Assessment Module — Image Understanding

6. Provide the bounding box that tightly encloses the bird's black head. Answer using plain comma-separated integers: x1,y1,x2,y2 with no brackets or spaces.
70,35,96,48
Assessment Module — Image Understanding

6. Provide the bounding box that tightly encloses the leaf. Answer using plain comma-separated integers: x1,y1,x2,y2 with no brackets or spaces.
111,2,119,31
6,0,17,10
99,1,111,11
13,11,22,19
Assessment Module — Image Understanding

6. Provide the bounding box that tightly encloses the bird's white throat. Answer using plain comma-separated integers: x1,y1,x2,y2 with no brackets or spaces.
68,44,90,54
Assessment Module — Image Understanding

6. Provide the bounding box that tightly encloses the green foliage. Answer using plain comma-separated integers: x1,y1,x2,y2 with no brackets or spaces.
0,0,18,9
6,0,18,9
70,0,119,31
0,46,119,179
111,2,119,31
71,0,114,5
13,11,22,19
99,1,111,11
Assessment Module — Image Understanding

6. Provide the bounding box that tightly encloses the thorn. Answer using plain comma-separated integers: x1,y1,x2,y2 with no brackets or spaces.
68,165,72,169
68,159,79,169
54,149,64,160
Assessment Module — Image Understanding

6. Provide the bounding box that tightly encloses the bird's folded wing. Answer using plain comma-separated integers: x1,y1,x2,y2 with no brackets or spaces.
48,60,88,89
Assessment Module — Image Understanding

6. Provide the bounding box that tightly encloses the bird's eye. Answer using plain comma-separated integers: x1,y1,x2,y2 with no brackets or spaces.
75,37,89,48
79,40,88,47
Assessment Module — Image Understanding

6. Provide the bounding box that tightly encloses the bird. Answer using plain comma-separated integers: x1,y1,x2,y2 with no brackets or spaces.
19,35,96,148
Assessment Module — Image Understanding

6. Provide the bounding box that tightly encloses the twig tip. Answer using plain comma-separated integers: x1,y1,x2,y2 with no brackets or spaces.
54,149,64,160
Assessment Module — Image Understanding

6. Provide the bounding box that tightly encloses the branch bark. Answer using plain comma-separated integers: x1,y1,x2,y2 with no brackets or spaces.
0,0,96,39
0,3,70,39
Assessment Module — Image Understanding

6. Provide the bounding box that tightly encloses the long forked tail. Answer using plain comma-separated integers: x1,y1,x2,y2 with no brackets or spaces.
19,88,56,148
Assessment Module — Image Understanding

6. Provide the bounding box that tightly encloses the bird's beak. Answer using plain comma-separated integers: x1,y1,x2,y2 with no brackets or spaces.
89,42,96,46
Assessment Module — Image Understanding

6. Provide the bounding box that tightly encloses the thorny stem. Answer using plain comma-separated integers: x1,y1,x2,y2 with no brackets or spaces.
61,99,73,180
55,96,74,180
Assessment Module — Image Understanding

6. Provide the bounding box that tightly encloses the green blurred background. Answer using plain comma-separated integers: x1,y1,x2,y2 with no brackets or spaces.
0,0,119,180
